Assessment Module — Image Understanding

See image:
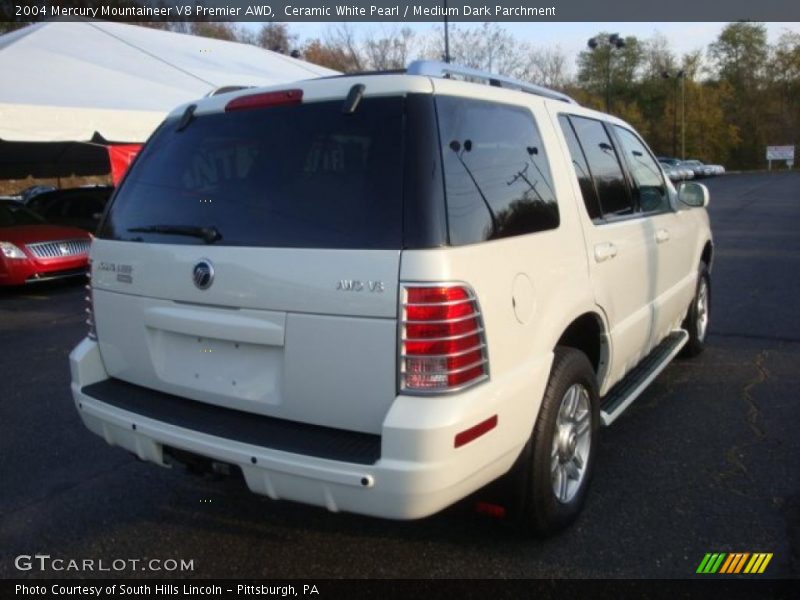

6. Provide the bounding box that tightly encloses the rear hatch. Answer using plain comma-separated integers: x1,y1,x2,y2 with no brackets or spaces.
91,80,439,435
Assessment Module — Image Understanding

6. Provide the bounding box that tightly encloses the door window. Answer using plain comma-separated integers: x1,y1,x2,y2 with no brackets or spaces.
568,116,633,219
558,115,602,221
613,126,670,214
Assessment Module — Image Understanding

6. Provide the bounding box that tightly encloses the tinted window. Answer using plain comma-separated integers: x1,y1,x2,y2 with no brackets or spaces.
27,194,56,213
65,197,104,219
614,126,669,214
569,116,633,218
558,115,602,221
436,96,559,245
0,202,45,227
101,97,404,249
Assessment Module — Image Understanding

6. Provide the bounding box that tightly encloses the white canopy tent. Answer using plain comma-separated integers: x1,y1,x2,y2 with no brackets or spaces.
0,20,337,177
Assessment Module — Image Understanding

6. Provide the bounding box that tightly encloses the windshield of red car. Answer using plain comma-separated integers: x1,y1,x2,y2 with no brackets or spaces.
0,203,47,227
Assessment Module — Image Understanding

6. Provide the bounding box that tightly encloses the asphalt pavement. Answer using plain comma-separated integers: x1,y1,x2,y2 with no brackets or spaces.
1,172,798,579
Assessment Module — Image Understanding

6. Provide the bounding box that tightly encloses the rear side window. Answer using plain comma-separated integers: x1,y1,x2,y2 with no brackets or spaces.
568,116,633,219
436,96,559,245
100,97,404,249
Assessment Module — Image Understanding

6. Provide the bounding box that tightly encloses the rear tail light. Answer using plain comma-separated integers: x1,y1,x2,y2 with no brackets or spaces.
224,89,303,112
400,283,489,393
85,262,96,341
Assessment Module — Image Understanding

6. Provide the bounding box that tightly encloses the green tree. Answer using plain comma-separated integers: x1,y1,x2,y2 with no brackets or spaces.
709,22,768,87
577,33,644,114
708,22,770,168
636,34,679,155
765,31,800,151
682,80,740,163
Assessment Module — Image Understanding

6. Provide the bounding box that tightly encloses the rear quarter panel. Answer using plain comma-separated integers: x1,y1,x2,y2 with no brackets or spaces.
401,82,597,454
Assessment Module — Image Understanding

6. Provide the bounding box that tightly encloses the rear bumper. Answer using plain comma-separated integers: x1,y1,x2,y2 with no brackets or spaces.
70,338,551,519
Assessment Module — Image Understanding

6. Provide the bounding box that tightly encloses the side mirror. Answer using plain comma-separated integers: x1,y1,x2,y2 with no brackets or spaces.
678,181,709,208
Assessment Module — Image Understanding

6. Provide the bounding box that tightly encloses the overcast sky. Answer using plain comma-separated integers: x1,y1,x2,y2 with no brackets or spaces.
261,21,800,72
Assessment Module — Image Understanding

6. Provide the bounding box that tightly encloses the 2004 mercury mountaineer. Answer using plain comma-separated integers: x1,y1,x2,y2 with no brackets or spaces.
70,61,713,535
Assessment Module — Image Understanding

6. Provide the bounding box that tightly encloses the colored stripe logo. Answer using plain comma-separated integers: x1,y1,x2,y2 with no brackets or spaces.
696,552,773,574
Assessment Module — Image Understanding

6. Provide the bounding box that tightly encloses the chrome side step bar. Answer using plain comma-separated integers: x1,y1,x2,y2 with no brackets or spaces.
600,330,689,426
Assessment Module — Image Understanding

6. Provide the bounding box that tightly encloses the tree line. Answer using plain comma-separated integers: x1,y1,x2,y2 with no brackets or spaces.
2,19,797,169
291,21,799,170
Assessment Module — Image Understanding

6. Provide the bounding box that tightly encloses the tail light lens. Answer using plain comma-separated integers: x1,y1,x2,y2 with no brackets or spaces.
400,284,489,393
85,264,96,341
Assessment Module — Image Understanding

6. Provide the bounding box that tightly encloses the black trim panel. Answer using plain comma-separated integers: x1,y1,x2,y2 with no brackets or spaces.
82,379,381,465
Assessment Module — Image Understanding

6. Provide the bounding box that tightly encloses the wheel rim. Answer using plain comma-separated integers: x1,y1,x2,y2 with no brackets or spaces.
550,383,592,504
696,279,709,342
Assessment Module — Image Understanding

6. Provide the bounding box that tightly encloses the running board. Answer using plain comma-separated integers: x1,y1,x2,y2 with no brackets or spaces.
600,330,689,426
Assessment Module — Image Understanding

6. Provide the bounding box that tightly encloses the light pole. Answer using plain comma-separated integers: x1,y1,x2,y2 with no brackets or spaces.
443,0,451,63
588,34,626,113
662,69,686,158
681,72,686,160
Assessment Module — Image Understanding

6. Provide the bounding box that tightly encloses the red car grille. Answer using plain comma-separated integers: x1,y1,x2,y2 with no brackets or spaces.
26,239,89,259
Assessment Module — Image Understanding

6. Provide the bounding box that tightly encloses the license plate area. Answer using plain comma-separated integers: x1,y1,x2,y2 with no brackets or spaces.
146,329,283,403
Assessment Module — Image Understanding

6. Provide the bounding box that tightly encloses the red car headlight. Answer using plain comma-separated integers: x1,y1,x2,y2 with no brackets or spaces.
0,241,26,259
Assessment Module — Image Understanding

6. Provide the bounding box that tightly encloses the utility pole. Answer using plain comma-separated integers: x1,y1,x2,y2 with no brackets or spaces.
662,69,685,157
443,0,450,63
605,48,612,114
681,73,686,159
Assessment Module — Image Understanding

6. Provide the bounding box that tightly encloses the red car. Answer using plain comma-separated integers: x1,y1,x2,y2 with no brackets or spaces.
0,200,91,286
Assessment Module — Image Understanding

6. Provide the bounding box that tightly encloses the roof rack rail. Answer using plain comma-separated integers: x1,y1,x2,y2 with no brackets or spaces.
406,60,578,105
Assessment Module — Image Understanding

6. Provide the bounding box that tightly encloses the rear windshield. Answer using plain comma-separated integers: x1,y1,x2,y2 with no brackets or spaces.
100,97,405,249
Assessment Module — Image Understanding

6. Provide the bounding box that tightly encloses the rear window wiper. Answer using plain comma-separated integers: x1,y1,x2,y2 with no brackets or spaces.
127,224,222,244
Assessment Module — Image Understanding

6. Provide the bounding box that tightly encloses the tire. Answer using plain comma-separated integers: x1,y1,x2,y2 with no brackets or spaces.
681,263,710,358
512,347,600,536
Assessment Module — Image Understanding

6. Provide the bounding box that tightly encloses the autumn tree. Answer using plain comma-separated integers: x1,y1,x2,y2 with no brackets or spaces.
302,39,362,73
683,80,741,163
188,22,239,42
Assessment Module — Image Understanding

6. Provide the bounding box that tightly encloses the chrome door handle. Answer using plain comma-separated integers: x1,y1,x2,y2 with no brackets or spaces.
656,229,670,243
594,242,618,263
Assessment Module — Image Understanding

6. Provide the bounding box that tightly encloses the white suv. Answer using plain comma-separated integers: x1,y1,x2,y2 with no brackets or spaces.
70,61,713,535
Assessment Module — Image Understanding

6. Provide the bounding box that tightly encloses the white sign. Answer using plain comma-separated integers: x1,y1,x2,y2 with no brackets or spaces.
766,145,795,160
